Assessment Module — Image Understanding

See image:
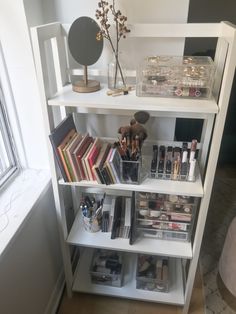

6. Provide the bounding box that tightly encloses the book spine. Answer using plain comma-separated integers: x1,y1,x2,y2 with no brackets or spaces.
109,157,120,183
71,153,81,181
57,148,72,182
93,166,105,184
51,143,69,182
110,148,122,182
82,152,90,181
77,140,93,180
111,196,123,239
101,165,111,185
63,149,76,181
88,145,101,181
105,162,116,184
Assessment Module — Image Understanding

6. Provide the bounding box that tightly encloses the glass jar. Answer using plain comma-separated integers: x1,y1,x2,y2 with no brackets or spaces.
108,52,127,90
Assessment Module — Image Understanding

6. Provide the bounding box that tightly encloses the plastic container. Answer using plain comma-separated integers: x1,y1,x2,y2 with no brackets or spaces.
136,55,215,99
136,254,169,292
90,249,124,287
120,157,148,184
135,192,196,242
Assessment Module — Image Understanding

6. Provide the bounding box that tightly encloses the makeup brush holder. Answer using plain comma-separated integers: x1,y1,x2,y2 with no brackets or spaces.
82,212,102,233
120,159,141,184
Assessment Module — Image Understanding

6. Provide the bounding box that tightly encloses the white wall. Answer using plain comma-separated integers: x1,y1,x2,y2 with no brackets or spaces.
0,0,48,169
42,0,189,66
0,4,63,314
23,0,45,27
0,184,62,314
42,0,189,23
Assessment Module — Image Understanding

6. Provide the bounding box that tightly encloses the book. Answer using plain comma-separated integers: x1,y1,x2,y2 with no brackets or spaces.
111,196,123,239
118,200,126,238
117,197,131,239
64,133,83,181
104,148,116,184
108,148,122,184
101,162,112,185
81,142,94,181
86,138,103,181
62,132,78,181
101,196,113,233
129,192,136,245
71,133,89,181
75,135,93,180
101,147,117,185
123,198,131,239
57,129,76,182
49,114,76,181
92,143,111,184
108,198,116,232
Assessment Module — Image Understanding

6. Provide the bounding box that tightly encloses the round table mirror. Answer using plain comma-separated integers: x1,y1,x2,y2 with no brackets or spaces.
68,16,104,93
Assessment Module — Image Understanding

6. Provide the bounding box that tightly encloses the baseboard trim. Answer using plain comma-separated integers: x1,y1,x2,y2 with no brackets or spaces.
44,269,65,314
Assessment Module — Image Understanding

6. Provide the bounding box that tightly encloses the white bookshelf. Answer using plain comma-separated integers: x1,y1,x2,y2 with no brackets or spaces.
31,21,236,314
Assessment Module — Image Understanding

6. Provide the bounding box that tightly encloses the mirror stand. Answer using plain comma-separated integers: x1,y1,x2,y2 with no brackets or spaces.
72,65,100,93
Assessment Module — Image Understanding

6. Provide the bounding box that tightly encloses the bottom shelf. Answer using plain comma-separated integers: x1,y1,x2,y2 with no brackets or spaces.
72,248,185,306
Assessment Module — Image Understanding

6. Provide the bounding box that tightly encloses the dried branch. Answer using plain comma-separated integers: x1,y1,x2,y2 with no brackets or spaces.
95,0,130,88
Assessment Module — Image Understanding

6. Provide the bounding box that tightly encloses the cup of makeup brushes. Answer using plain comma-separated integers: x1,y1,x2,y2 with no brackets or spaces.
82,209,102,233
81,194,105,232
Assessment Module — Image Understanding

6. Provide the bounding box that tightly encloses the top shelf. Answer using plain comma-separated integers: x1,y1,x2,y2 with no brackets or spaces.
48,84,218,117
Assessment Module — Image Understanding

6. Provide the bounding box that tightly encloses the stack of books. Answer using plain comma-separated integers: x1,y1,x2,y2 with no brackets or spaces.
83,194,134,242
105,196,132,240
49,114,122,184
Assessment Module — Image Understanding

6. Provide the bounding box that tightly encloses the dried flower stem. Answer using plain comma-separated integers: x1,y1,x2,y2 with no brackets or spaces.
96,0,130,88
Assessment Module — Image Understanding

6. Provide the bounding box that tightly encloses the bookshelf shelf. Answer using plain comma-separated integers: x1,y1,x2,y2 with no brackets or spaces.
31,21,236,314
73,248,185,305
59,172,203,197
67,210,192,259
48,84,218,118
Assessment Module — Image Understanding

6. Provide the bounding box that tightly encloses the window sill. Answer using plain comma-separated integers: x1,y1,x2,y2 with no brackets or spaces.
0,168,51,259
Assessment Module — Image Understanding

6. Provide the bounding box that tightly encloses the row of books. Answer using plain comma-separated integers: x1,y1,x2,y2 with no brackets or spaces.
49,114,122,184
100,196,133,240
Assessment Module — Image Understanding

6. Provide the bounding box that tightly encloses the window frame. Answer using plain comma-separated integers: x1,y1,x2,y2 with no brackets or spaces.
0,84,19,187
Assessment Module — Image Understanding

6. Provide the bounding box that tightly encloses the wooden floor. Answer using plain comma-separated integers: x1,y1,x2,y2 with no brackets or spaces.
217,272,236,312
57,266,204,314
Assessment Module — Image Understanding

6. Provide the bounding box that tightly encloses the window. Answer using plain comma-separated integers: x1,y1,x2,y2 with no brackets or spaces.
0,42,19,188
0,84,18,187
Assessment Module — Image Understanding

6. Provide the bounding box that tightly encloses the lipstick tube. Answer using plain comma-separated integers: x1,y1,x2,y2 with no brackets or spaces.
172,147,181,180
165,146,173,178
181,142,188,177
151,145,158,177
190,139,197,161
158,145,165,176
188,159,196,181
